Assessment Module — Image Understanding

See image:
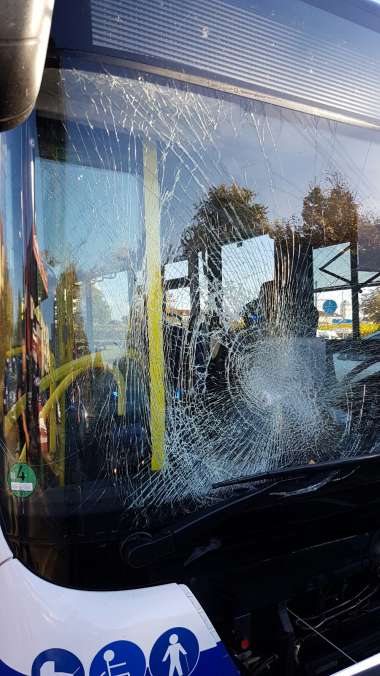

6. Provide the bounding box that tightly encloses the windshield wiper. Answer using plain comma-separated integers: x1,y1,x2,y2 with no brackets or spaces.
124,477,293,567
124,459,370,568
211,453,380,489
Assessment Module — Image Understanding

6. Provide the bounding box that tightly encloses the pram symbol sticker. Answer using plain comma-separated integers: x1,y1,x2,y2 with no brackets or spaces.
89,640,146,676
32,649,84,676
149,627,200,676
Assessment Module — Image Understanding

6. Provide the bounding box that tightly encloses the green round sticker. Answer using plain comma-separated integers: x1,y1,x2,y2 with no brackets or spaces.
8,463,37,498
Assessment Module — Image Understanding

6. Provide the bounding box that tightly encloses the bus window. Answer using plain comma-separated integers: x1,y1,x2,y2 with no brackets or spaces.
1,54,380,585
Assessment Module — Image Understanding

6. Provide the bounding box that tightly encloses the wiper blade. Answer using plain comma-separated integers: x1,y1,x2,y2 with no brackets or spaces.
212,453,380,489
124,477,297,568
124,455,380,568
125,469,353,568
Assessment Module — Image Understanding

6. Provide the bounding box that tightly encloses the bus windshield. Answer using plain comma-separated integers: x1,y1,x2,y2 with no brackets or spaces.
1,55,380,579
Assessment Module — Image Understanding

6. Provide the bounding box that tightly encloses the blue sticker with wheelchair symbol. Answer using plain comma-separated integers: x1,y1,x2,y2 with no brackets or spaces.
32,648,84,676
149,627,200,676
89,641,146,676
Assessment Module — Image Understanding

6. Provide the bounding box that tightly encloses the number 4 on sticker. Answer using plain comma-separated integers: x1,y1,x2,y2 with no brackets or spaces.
17,465,25,481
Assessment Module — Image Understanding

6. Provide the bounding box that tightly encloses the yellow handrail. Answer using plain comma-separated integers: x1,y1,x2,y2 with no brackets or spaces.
18,358,126,463
5,351,128,449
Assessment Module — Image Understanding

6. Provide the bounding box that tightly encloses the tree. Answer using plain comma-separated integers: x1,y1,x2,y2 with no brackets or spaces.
183,183,268,252
302,174,358,246
361,289,380,323
182,183,268,327
92,286,112,325
301,185,326,243
54,265,89,363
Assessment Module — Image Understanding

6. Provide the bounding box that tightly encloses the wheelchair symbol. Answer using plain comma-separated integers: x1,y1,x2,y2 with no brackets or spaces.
101,649,130,676
90,640,146,676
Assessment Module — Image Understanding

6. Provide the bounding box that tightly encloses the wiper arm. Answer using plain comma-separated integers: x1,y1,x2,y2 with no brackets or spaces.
124,456,380,568
212,453,380,489
124,477,297,568
124,464,359,568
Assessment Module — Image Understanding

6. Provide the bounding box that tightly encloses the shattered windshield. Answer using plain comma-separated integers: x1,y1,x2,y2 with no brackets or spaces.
1,58,380,539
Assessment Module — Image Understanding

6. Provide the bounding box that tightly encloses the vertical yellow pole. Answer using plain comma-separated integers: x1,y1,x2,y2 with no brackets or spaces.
55,270,75,486
49,352,57,460
143,142,166,470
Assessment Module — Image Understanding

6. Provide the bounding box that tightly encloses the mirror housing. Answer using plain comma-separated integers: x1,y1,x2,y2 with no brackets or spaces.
0,0,54,131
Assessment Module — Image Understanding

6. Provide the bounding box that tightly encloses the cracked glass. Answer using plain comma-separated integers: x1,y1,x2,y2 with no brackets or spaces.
1,56,380,543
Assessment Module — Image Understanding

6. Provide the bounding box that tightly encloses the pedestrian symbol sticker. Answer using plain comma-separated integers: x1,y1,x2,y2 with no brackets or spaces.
8,462,37,498
149,627,200,676
90,640,146,676
32,648,84,676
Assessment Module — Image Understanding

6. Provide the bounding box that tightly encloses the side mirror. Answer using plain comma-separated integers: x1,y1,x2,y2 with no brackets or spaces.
0,0,54,131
